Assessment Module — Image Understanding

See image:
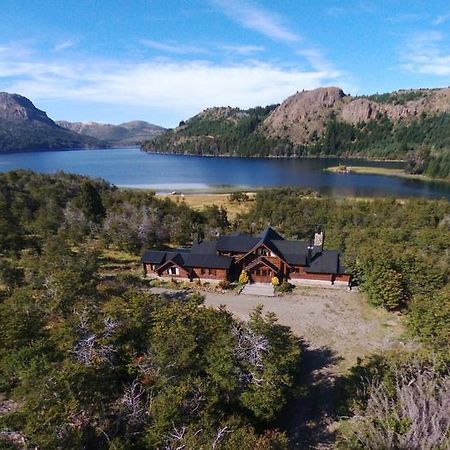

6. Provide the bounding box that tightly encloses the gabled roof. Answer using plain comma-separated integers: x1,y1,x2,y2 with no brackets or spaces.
216,233,259,253
257,226,284,242
245,256,279,272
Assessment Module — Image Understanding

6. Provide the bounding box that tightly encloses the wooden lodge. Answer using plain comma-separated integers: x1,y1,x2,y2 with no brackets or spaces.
141,226,351,286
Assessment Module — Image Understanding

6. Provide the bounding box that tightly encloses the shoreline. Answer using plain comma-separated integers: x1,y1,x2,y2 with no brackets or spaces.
142,149,406,163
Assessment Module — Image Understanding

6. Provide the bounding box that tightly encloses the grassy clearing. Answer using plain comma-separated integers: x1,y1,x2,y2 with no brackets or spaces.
98,248,141,277
157,192,255,220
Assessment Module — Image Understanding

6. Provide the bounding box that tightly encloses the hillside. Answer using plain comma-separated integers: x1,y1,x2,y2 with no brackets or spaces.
57,119,165,146
0,92,104,152
142,86,450,178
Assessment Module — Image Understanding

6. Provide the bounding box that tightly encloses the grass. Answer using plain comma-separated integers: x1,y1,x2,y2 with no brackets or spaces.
157,192,255,220
98,248,141,277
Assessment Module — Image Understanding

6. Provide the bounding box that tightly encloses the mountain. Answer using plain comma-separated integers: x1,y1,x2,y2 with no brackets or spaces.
57,120,165,146
142,86,450,178
0,92,104,152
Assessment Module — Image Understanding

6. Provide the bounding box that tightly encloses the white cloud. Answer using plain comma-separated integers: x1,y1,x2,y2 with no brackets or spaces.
0,44,347,125
53,40,78,52
222,44,265,55
401,31,450,76
211,0,300,43
141,39,207,54
433,14,450,26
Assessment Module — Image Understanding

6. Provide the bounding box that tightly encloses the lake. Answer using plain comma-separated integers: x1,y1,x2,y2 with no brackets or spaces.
1,147,450,199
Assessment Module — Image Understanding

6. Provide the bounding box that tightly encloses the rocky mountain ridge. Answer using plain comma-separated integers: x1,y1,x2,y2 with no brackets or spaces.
57,120,165,146
261,86,450,145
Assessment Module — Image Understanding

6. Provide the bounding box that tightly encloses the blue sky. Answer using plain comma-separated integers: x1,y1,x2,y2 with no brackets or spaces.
1,0,450,126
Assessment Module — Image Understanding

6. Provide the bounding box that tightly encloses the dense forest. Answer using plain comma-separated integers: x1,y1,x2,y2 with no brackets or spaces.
143,107,450,180
0,172,449,448
143,105,294,157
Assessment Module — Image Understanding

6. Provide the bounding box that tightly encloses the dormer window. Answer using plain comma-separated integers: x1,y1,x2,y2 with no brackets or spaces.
257,247,269,256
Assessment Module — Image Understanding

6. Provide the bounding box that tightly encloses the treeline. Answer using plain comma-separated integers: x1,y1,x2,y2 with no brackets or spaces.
0,170,231,257
142,104,296,157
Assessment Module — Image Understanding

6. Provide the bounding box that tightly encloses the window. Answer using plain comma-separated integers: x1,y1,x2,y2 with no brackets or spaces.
168,267,179,275
208,268,217,276
200,268,206,275
257,247,268,256
255,269,261,276
261,269,269,277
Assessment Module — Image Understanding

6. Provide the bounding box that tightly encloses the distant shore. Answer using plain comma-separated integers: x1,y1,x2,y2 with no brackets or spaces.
324,165,448,183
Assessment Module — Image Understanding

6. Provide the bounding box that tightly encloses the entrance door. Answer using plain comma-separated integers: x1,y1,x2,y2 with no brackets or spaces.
250,267,273,283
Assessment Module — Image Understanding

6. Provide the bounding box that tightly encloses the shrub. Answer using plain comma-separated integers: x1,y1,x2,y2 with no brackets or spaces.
239,270,249,284
271,276,280,286
275,281,294,294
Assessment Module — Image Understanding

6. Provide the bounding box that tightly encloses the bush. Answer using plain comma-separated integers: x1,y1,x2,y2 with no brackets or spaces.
271,276,280,286
275,281,294,294
239,270,249,284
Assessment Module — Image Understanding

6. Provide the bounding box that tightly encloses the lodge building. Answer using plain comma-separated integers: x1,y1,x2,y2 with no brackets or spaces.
141,227,351,286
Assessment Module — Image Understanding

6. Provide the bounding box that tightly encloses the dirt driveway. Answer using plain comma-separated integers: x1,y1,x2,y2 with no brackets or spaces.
202,286,405,370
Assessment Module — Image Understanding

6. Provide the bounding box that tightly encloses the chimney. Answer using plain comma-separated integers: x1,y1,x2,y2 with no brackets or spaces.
314,231,324,250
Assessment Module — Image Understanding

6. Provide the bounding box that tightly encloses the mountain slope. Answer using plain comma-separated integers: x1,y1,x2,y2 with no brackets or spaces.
57,120,165,146
0,92,104,152
142,87,450,178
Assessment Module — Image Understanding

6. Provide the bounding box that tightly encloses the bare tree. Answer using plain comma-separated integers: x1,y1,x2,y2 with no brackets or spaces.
232,323,269,386
119,379,149,426
346,360,450,449
73,315,118,367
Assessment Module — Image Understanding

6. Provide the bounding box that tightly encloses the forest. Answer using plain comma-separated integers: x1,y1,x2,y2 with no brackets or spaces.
143,108,450,180
0,171,449,448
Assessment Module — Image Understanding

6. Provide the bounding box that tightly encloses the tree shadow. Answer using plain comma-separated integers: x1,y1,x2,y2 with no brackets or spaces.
279,339,344,449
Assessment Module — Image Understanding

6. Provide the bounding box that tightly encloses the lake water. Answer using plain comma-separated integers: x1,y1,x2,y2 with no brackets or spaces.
1,147,450,199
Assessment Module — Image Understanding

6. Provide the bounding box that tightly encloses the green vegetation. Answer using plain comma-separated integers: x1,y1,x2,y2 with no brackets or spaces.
1,173,449,448
0,171,301,448
0,120,102,152
359,89,429,105
142,104,295,157
143,101,450,180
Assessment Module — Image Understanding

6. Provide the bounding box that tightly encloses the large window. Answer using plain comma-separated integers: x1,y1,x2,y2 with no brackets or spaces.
208,268,217,276
167,267,179,275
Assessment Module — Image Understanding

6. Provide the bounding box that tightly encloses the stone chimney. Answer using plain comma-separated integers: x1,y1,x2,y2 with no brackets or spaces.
314,231,324,250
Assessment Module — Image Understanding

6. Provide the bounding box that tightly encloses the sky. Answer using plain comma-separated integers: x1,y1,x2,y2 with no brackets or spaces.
1,0,450,127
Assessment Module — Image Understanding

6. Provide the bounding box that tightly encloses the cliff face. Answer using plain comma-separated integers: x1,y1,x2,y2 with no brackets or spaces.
262,87,450,146
261,87,347,145
0,92,55,124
